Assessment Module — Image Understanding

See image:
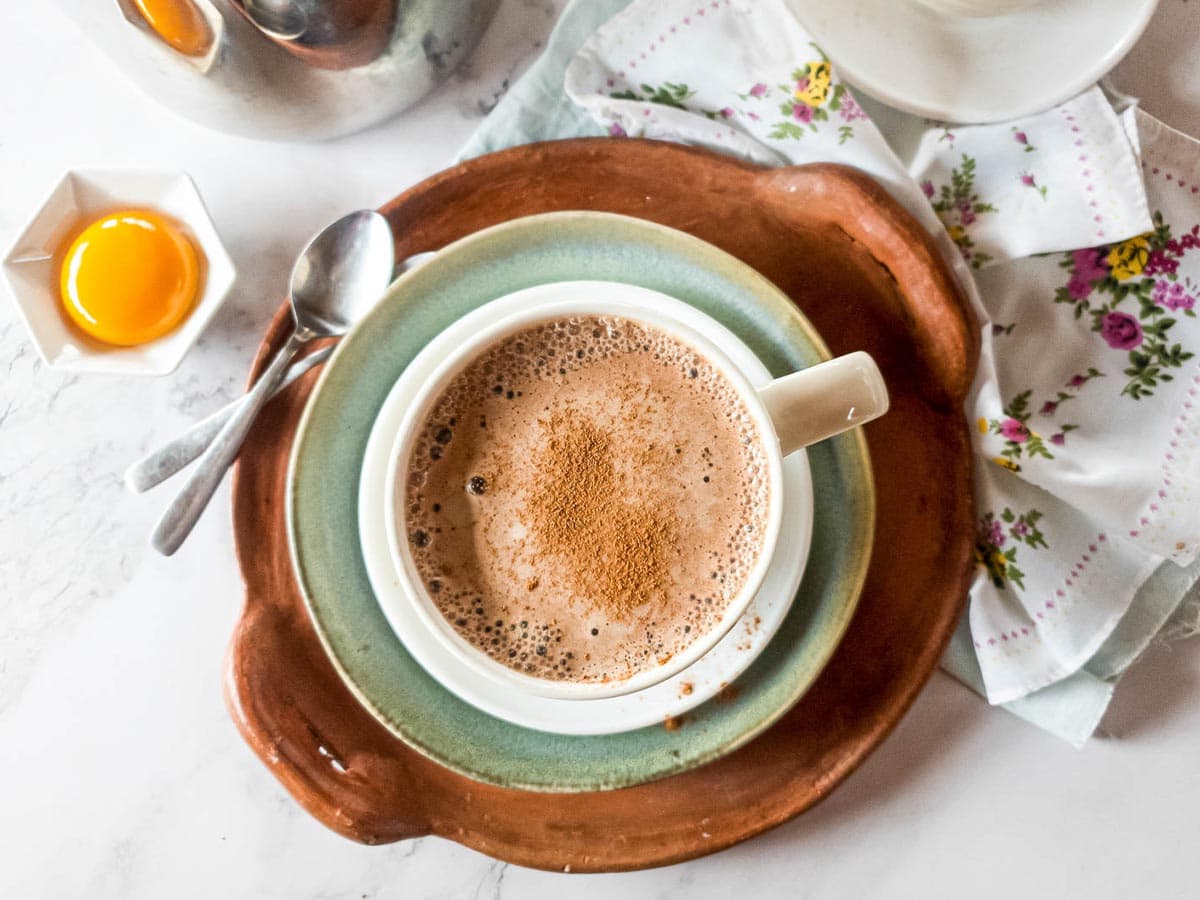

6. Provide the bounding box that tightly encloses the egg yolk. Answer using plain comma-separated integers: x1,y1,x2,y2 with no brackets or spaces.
131,0,214,58
60,210,201,347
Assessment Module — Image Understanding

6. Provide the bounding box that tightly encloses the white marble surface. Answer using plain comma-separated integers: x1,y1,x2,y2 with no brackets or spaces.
1,2,1199,897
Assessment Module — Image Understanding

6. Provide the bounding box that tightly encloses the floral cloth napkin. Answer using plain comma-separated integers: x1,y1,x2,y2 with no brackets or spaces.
461,0,1200,743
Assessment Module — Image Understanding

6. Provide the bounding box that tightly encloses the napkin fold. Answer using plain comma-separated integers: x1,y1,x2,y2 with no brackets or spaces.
461,0,1200,744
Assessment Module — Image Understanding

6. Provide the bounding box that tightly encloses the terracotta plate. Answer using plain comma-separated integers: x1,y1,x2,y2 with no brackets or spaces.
228,139,977,871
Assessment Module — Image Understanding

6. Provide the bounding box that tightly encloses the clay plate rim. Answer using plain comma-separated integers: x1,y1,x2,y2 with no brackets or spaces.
226,138,977,872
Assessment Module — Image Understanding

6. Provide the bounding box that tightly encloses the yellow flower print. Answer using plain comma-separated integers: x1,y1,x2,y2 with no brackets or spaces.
974,544,1010,578
1106,233,1150,281
992,456,1020,472
794,61,832,108
977,417,989,434
947,224,965,243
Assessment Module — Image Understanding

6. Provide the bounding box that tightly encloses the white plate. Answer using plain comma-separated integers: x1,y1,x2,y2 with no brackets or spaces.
358,284,814,735
786,0,1159,123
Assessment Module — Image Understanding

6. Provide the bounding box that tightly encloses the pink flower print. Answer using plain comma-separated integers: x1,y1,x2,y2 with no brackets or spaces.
1072,248,1108,282
608,121,627,137
1067,373,1088,388
1000,418,1029,442
792,103,813,123
748,111,760,121
920,180,935,199
749,82,767,97
1011,520,1030,538
720,106,734,119
1020,172,1048,199
1050,433,1066,446
1013,131,1028,145
988,519,1006,547
1144,249,1178,277
956,199,977,226
1152,279,1196,311
839,91,867,122
1101,311,1144,350
795,76,810,94
1066,274,1092,300
1040,400,1058,416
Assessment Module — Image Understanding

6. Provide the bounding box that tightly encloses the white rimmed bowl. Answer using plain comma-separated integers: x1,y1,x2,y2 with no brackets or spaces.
358,281,815,732
381,284,789,701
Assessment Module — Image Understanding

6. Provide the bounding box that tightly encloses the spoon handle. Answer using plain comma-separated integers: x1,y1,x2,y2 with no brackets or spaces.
152,330,311,556
125,345,334,494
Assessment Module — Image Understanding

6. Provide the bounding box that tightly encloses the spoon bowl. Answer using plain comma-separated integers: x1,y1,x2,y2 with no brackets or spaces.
151,209,395,555
290,209,395,336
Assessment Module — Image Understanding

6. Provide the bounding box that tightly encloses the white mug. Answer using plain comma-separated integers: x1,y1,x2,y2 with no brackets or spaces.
382,282,889,700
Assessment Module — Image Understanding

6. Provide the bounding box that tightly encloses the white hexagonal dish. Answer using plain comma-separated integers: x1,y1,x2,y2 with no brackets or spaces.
1,169,236,375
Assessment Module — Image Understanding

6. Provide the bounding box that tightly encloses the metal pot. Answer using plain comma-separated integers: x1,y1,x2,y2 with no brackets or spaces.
56,0,500,141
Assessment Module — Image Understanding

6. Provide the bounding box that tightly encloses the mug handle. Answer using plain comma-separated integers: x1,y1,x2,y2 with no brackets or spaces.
758,351,890,456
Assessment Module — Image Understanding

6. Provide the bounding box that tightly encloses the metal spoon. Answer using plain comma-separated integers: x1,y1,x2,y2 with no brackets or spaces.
240,0,308,40
126,250,435,494
126,345,333,494
151,210,395,556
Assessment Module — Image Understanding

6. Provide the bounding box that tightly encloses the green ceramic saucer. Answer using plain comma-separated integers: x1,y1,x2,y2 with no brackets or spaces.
287,212,874,793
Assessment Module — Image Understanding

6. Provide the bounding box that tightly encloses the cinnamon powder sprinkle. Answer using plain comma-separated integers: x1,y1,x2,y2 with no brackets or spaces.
527,408,680,620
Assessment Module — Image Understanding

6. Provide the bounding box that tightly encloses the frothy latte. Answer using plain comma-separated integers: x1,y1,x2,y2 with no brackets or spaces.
403,314,771,683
